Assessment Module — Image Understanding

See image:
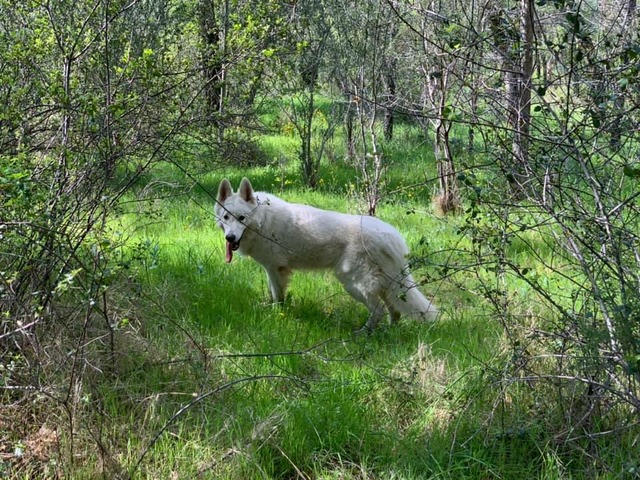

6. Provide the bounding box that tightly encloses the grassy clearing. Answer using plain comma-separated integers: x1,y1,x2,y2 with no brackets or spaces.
22,123,627,479
100,148,553,479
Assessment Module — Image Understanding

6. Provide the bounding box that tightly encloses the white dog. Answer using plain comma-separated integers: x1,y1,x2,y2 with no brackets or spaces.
215,178,437,331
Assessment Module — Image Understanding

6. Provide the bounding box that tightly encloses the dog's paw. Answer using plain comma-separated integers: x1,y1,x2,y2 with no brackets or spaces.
352,324,374,336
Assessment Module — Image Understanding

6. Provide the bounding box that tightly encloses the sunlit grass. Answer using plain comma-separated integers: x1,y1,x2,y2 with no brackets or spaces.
103,133,605,479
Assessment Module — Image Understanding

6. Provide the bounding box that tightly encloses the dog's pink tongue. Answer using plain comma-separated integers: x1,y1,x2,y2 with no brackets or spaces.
225,241,233,263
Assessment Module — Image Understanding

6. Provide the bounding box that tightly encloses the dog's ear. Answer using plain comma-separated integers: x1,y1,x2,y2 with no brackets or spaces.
238,177,256,204
217,178,233,202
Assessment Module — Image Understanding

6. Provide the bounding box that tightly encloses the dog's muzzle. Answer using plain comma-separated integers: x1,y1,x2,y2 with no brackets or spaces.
225,233,241,263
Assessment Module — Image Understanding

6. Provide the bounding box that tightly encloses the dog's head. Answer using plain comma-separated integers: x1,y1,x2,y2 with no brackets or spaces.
215,177,257,263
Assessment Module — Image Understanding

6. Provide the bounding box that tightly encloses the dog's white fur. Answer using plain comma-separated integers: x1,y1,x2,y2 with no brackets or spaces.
215,178,437,331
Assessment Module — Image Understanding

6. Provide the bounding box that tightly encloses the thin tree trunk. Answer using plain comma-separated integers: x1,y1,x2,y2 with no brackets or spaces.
431,68,459,214
421,21,460,215
610,0,636,148
367,109,382,216
506,0,535,193
383,68,395,141
301,88,316,188
199,0,225,138
103,0,115,179
343,85,356,160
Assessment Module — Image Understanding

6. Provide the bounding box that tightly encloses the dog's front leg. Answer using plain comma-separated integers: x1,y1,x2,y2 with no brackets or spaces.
264,266,291,303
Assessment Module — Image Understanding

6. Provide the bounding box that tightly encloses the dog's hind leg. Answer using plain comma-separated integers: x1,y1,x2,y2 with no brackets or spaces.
336,262,387,332
264,266,291,303
338,279,386,333
351,299,388,334
363,301,387,332
384,299,402,324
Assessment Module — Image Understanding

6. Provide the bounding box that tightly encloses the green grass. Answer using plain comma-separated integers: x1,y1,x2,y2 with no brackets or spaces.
82,126,638,480
106,159,510,479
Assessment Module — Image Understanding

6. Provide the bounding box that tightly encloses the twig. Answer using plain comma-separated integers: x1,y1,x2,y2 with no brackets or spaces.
130,375,303,475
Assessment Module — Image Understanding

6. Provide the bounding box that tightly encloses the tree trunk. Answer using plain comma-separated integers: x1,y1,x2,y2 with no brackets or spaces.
300,88,317,188
383,68,395,142
421,21,460,215
430,67,459,214
199,0,227,139
103,0,116,180
610,0,636,148
344,88,356,160
367,110,382,216
382,18,398,142
505,0,535,193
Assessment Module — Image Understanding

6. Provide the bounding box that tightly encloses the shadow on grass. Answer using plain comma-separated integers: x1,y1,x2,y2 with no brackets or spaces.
104,162,561,479
97,227,561,480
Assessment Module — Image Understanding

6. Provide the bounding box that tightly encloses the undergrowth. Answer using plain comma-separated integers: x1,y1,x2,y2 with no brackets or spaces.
2,126,638,478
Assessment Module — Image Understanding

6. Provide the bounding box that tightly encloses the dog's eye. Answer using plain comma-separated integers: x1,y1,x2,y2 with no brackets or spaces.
238,215,246,222
223,214,229,221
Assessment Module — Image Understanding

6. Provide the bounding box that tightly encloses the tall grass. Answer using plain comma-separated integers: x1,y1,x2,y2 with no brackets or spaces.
99,144,568,480
31,121,629,479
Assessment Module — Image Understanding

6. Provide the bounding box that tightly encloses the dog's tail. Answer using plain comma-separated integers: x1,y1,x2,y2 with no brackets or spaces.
391,272,438,322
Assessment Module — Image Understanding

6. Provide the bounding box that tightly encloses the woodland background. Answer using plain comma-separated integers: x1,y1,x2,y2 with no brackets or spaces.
1,0,639,478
